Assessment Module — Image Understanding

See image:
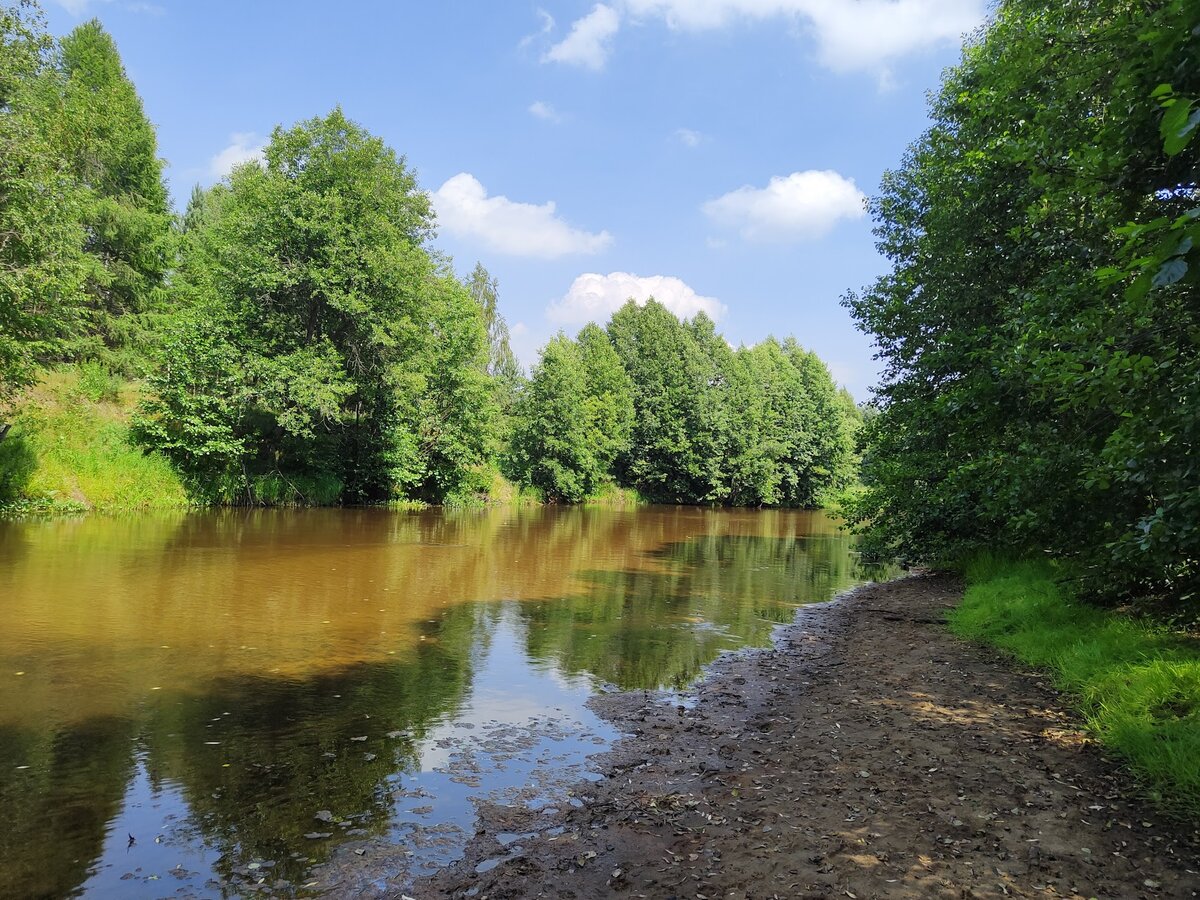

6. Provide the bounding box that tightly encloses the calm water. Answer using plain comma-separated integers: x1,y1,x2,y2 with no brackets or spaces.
0,506,881,898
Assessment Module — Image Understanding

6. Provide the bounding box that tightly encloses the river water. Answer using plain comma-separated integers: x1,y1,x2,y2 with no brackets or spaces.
0,506,881,898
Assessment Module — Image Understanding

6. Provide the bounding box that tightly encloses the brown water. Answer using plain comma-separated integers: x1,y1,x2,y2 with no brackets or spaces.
0,506,882,898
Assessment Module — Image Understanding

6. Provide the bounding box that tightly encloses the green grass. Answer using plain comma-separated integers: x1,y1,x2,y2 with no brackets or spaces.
950,555,1200,813
441,465,542,508
583,482,644,507
0,366,190,515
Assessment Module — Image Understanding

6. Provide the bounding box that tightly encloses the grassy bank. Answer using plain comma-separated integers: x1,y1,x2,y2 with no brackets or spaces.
0,368,653,516
0,365,190,515
949,557,1200,813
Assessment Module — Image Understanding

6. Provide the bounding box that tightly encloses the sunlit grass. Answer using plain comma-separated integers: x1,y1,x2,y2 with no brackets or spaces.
950,555,1200,813
0,365,189,514
583,482,644,507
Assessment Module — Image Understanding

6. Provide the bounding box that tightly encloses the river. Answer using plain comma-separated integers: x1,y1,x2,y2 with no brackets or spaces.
0,506,882,898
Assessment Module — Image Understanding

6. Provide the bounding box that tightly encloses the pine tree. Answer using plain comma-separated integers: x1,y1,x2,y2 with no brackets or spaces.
57,19,171,362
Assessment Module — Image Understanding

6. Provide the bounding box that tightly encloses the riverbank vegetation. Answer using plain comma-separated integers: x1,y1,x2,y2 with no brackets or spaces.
0,1,858,513
952,558,1200,811
845,0,1198,608
0,365,187,513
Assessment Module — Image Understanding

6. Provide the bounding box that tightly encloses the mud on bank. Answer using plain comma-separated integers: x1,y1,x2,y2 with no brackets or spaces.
395,573,1200,899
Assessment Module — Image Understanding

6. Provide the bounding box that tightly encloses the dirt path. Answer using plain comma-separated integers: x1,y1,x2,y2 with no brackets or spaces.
413,573,1200,899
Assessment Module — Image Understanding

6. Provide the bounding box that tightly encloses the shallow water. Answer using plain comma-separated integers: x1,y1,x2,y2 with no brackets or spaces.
0,506,881,897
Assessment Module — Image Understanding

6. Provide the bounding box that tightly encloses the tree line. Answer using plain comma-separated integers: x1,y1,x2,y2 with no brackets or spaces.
510,304,858,505
845,0,1198,604
0,2,856,508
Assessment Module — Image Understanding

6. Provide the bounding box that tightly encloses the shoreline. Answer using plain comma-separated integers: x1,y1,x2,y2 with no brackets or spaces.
402,573,1199,899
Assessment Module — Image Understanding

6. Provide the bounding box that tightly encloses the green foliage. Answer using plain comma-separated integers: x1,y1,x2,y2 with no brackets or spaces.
509,333,615,502
465,262,523,391
0,1,87,414
73,359,120,403
950,558,1200,812
608,301,728,502
0,366,188,514
55,18,172,368
509,300,856,507
136,109,497,505
844,0,1200,601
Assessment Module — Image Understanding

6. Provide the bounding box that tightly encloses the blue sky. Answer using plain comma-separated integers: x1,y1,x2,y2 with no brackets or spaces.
43,0,987,400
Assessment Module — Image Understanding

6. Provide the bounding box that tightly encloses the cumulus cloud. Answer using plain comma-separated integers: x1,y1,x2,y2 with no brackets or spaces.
544,3,621,70
432,174,612,259
703,169,865,242
611,0,985,78
675,128,705,148
548,272,726,324
528,100,561,122
210,133,267,179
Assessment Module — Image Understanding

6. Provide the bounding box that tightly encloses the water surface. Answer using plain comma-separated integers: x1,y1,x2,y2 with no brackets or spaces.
0,506,880,897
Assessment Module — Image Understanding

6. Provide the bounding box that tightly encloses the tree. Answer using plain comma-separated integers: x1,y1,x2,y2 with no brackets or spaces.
137,109,496,504
844,0,1200,600
0,1,87,420
607,300,724,503
576,322,634,478
784,340,855,507
508,326,633,503
508,334,594,502
56,19,171,364
464,261,524,448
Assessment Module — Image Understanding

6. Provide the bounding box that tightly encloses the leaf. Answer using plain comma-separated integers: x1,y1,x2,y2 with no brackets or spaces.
1152,258,1188,288
1161,98,1197,156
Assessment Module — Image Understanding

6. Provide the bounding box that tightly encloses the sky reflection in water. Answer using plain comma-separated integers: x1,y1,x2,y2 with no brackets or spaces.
0,506,882,897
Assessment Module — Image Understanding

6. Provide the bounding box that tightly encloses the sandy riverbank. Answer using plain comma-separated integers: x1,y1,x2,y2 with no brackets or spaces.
409,573,1199,899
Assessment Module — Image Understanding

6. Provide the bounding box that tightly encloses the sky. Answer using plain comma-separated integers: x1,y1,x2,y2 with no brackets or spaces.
42,0,989,401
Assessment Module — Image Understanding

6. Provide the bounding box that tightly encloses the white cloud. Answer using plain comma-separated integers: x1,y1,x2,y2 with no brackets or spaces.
548,272,726,325
210,133,266,179
703,169,865,242
675,128,705,148
621,0,985,77
432,173,612,259
529,101,561,122
544,3,621,71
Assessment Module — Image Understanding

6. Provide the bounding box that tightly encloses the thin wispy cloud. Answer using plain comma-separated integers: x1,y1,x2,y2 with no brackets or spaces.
52,0,164,14
519,8,556,49
675,128,705,148
528,101,562,122
209,133,267,179
432,174,612,259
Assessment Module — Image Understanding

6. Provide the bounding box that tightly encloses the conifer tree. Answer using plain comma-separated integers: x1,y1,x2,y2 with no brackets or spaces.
57,19,171,361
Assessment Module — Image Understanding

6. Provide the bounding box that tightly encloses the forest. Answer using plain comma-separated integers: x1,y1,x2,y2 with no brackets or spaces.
0,2,860,512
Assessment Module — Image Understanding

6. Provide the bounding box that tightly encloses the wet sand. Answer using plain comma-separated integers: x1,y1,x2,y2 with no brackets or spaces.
412,573,1200,899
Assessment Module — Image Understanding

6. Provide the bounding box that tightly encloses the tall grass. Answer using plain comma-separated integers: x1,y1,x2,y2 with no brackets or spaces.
0,366,189,514
583,482,644,507
950,556,1200,813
